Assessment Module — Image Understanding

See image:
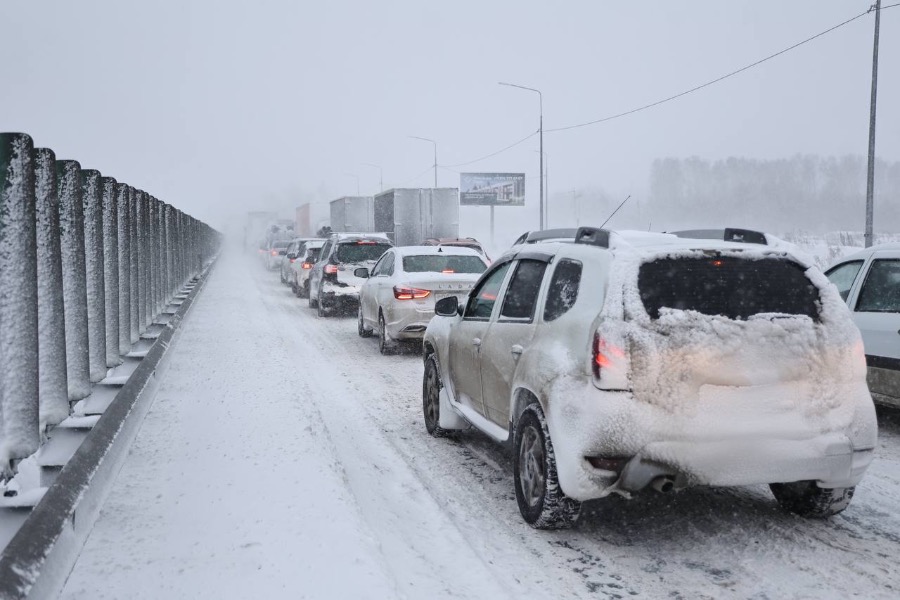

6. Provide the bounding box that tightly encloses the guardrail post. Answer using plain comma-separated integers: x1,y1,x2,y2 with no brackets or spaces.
57,160,91,400
0,133,39,476
163,203,173,302
81,169,107,382
34,147,69,430
116,183,131,355
157,200,166,313
102,176,120,367
142,194,152,329
129,189,140,343
147,198,156,324
134,190,146,333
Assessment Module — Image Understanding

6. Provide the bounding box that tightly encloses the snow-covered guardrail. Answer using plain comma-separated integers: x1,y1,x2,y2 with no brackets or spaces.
0,132,219,597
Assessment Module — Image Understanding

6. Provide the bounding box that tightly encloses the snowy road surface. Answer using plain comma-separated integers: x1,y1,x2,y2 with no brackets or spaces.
61,248,900,599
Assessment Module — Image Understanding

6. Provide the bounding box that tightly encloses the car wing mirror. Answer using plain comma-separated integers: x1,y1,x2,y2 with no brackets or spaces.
354,267,369,278
435,296,459,317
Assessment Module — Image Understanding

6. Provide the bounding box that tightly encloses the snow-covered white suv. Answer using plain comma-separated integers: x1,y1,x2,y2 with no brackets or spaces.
423,227,877,528
826,242,900,409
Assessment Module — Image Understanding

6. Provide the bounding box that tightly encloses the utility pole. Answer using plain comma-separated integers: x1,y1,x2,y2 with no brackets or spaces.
865,0,881,248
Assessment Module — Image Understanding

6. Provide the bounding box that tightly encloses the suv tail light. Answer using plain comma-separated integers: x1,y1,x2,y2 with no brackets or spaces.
394,285,430,300
301,262,313,270
271,250,278,256
324,264,339,275
592,332,628,388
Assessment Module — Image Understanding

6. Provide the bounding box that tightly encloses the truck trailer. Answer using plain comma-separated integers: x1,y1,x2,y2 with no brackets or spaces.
329,196,374,232
373,188,459,246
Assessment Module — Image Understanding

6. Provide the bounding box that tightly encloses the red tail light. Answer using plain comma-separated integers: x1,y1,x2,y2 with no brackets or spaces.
302,262,313,270
289,258,296,264
271,250,278,256
356,240,377,245
592,333,625,379
393,285,430,300
441,269,455,274
324,264,339,275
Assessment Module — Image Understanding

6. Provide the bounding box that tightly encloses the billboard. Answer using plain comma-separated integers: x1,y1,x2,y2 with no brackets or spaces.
460,173,525,206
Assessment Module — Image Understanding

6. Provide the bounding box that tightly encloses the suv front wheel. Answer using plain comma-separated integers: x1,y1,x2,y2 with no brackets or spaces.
514,404,581,529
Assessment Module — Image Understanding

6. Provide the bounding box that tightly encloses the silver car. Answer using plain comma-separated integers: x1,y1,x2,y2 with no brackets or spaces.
356,246,488,354
423,227,876,528
290,240,325,298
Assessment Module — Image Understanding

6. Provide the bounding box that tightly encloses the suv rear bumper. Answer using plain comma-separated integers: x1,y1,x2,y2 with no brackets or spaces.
547,380,878,501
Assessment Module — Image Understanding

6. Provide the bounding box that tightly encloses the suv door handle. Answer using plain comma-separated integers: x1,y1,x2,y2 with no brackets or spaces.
472,338,482,347
511,344,523,356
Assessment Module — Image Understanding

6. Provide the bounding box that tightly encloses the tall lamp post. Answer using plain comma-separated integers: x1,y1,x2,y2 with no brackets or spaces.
409,136,438,187
500,81,543,230
361,162,383,192
865,0,881,248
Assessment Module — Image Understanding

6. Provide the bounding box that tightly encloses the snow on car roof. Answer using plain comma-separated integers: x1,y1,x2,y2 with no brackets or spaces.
837,241,900,263
392,245,482,257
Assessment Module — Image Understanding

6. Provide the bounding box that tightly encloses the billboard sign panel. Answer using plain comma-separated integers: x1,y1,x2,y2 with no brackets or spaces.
460,173,525,206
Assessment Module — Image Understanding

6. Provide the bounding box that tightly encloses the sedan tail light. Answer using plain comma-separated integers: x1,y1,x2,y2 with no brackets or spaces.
301,262,313,270
394,285,431,300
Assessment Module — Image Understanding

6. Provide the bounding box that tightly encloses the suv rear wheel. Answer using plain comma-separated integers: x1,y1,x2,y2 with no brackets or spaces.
317,291,329,318
514,404,581,529
770,481,855,518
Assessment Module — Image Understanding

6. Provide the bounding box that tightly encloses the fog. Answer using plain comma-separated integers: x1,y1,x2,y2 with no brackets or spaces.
2,0,897,249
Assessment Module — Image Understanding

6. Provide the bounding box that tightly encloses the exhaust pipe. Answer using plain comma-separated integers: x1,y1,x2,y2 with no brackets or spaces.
651,476,675,494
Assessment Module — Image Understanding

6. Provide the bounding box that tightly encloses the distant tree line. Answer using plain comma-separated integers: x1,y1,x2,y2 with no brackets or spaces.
647,155,900,234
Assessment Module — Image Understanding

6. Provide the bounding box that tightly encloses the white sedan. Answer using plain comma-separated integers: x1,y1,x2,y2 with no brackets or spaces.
356,246,488,354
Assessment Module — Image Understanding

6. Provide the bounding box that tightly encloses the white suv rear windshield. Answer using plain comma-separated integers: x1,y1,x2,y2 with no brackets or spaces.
638,257,820,321
335,242,391,263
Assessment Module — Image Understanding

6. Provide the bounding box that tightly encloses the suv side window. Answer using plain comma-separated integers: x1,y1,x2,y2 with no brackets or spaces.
319,240,334,262
464,262,512,320
500,260,548,321
825,260,864,302
544,259,583,321
856,259,900,313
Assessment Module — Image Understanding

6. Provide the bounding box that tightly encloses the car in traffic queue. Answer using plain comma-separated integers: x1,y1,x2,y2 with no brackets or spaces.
422,226,877,529
264,239,292,270
308,232,392,317
280,238,324,286
825,242,900,409
355,246,489,354
422,237,491,262
290,240,326,298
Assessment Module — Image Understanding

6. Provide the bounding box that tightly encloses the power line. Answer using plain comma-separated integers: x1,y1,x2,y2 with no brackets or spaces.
440,129,538,168
395,164,435,187
547,7,880,133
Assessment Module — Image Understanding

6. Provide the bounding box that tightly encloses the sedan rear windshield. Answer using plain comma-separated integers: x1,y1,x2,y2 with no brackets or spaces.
403,255,486,274
335,242,391,263
638,257,820,321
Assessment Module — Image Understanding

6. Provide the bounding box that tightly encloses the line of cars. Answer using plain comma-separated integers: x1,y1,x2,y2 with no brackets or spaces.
267,226,893,530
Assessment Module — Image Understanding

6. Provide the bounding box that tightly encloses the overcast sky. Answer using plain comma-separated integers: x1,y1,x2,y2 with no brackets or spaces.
2,0,897,243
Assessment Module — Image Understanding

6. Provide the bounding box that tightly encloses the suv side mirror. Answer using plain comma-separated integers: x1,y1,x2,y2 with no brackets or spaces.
354,267,369,278
435,296,459,317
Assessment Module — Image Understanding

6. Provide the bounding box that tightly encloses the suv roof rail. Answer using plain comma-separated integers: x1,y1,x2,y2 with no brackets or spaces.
670,228,768,246
574,227,611,248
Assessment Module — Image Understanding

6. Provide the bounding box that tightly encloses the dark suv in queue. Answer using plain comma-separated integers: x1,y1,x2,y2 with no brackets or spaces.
308,232,392,317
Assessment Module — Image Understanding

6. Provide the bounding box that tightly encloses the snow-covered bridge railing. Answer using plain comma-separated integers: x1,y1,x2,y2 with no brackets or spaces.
0,132,219,597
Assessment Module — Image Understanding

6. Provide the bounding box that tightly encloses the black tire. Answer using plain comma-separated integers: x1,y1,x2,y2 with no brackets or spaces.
317,291,328,318
280,270,285,284
291,280,300,296
770,482,855,518
308,283,318,309
513,404,581,529
300,281,310,299
378,312,394,355
358,305,373,338
423,355,450,437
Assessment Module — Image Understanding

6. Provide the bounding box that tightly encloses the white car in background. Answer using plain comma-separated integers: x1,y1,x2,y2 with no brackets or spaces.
289,240,325,298
826,242,900,408
356,246,488,354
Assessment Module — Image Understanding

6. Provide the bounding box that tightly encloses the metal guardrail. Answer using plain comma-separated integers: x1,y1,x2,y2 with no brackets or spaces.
0,131,219,504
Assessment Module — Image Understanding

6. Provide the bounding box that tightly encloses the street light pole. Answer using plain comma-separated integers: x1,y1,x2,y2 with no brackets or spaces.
865,0,881,248
361,163,383,192
500,81,543,230
409,136,438,188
